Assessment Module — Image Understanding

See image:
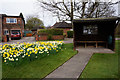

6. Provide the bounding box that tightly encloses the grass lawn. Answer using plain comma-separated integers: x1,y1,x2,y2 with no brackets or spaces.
79,40,120,78
115,35,120,38
0,37,2,42
2,43,77,78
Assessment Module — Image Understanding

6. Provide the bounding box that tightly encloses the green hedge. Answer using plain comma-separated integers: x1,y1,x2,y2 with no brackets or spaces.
37,29,63,35
0,37,2,42
67,31,73,38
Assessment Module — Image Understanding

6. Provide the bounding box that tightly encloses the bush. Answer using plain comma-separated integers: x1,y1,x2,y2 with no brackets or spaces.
48,34,52,40
37,29,63,35
0,37,2,42
67,31,73,38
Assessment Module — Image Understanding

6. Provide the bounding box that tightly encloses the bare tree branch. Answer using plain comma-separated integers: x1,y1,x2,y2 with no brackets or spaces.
37,0,119,22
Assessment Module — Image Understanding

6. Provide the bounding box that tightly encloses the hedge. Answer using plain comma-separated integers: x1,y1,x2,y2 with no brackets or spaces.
37,29,63,35
67,31,73,38
0,37,2,42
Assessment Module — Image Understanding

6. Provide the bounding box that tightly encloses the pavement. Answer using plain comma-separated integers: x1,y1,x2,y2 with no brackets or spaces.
63,38,73,43
0,37,73,45
0,37,36,45
1,37,119,45
116,38,120,40
44,47,114,79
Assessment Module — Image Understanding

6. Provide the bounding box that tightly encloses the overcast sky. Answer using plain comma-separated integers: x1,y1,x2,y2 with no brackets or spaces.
0,0,119,26
0,0,58,27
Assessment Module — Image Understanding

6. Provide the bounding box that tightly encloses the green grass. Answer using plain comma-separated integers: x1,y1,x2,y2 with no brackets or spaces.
79,40,120,78
0,37,2,42
2,43,77,78
115,35,120,38
0,56,2,80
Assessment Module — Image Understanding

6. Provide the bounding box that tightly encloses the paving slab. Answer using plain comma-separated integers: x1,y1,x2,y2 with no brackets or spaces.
115,38,120,40
44,47,115,79
44,50,93,79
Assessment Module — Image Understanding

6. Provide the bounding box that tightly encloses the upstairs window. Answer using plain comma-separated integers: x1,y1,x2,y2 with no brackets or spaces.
83,25,98,35
6,18,17,23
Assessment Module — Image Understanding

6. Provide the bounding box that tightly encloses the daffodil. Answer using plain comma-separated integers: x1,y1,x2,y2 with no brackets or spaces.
1,41,64,64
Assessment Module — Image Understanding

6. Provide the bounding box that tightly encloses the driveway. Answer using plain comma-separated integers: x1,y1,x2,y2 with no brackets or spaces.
0,37,36,45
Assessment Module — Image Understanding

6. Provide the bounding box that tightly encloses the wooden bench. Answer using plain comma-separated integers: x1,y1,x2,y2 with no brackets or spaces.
75,41,107,48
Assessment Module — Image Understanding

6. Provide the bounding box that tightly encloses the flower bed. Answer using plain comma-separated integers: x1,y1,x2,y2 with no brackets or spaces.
0,41,64,66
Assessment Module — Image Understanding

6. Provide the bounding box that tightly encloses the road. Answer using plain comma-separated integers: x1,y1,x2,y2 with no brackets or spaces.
0,37,36,45
0,38,119,45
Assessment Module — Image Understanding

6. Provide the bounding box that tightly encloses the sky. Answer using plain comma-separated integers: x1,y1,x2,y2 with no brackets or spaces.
0,0,58,27
0,0,120,26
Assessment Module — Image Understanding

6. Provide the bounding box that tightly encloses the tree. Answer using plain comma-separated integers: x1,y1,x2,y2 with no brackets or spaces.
25,16,44,30
37,0,119,22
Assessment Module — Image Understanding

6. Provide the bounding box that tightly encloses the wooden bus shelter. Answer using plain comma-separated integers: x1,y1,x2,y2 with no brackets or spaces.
73,17,120,51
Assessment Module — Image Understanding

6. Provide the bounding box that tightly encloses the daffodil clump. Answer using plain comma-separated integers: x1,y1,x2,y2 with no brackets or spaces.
0,41,63,65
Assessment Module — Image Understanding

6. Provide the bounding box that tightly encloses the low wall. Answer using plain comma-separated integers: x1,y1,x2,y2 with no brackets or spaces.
52,35,64,40
2,35,7,42
35,35,64,41
35,35,48,41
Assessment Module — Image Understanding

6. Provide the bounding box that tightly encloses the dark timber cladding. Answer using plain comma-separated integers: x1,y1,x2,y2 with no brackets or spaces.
73,17,120,51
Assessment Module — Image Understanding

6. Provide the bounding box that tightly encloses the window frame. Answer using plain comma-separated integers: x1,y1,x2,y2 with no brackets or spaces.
83,25,98,35
6,18,17,23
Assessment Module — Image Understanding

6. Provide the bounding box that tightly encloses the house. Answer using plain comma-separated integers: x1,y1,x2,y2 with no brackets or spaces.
0,13,25,40
73,17,120,51
52,21,72,37
0,14,2,41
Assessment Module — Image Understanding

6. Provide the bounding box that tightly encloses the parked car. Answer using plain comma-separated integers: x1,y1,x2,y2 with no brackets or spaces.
11,32,21,40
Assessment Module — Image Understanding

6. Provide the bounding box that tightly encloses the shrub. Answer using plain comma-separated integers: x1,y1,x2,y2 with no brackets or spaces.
63,33,66,37
48,34,52,40
67,31,73,38
0,37,2,42
37,29,63,35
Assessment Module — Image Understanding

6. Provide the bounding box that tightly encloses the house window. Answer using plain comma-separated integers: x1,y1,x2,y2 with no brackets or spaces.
83,25,98,35
6,18,17,23
4,30,9,35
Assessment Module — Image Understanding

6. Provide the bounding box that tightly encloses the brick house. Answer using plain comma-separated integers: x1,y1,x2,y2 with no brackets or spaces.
0,14,2,41
0,13,25,40
52,21,72,37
